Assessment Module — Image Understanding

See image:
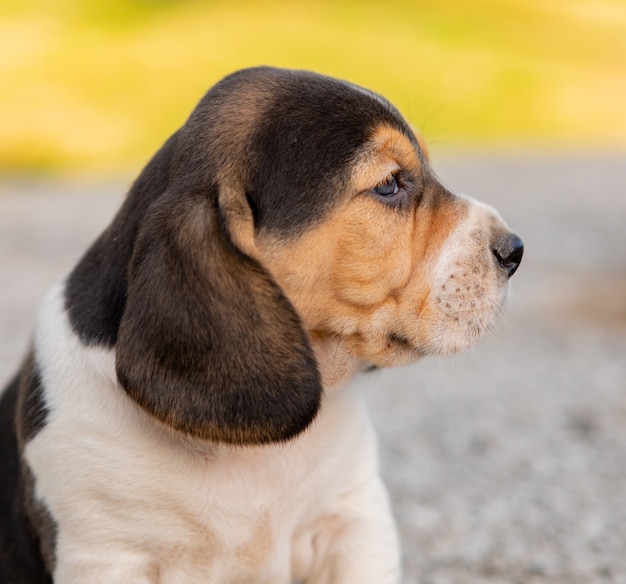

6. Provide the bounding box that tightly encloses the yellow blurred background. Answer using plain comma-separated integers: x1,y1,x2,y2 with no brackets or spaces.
1,0,625,175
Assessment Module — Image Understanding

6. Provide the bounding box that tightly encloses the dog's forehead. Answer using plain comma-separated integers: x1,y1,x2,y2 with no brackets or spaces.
252,69,412,145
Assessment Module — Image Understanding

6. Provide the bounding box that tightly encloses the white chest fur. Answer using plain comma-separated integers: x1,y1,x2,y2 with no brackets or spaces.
24,284,399,583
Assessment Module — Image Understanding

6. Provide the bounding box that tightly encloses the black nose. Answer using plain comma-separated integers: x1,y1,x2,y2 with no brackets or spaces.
492,233,524,278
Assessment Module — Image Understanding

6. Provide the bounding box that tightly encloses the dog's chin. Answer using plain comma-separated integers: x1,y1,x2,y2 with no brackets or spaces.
366,297,509,367
415,293,509,357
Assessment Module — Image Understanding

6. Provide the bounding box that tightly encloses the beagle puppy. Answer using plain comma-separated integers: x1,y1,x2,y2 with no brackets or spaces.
0,67,523,584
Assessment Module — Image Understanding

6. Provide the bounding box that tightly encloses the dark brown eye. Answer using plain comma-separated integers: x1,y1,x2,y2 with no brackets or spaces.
373,174,399,197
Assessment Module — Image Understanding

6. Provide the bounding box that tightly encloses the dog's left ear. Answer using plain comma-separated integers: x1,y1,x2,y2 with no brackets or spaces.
115,182,322,445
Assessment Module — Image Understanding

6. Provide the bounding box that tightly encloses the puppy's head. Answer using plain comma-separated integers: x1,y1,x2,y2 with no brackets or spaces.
66,67,522,444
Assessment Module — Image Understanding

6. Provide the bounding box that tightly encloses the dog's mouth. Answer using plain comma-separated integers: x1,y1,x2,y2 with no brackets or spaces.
389,332,411,347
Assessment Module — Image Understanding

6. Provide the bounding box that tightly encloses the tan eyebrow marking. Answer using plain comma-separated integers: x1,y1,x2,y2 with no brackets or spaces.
350,125,421,194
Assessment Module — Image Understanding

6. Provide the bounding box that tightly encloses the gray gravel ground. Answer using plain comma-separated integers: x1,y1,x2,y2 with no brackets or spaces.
1,154,625,583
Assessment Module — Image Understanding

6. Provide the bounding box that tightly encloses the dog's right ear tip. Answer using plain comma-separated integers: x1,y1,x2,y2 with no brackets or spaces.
243,373,324,445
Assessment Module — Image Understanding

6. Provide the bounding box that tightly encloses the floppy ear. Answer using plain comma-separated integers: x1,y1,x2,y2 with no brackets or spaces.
115,185,322,445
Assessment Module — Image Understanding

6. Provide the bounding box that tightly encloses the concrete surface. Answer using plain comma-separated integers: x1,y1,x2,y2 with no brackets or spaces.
1,154,625,583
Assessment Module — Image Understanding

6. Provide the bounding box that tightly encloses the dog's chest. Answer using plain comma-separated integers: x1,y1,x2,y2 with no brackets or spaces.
28,392,371,583
88,447,343,583
116,439,355,583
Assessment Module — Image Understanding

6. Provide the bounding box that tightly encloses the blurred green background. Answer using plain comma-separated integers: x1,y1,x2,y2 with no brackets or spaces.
1,0,625,175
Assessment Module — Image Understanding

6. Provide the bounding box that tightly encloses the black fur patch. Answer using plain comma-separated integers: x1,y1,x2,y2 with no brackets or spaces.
16,353,49,444
0,359,54,584
244,69,416,234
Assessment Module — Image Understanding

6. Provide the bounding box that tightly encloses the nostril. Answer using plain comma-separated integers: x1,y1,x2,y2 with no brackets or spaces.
492,234,524,278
